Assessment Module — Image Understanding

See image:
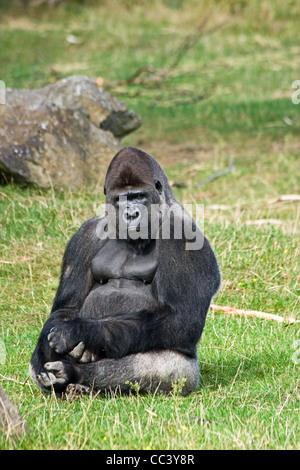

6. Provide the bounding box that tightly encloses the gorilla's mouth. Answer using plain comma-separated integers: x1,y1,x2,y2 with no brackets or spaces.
128,224,141,232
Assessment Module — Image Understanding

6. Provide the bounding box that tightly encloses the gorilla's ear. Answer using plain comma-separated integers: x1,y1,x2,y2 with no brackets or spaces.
104,186,106,196
155,180,162,194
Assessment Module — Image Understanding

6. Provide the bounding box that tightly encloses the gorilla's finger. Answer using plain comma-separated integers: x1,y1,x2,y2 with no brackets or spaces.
69,341,85,359
79,350,98,363
44,361,64,372
79,350,90,363
37,372,52,388
44,361,71,385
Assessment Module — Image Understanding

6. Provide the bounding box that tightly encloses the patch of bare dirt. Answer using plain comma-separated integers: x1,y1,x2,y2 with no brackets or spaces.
136,141,216,168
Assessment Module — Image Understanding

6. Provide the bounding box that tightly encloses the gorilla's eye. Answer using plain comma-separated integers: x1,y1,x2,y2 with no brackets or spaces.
155,180,162,194
135,193,146,200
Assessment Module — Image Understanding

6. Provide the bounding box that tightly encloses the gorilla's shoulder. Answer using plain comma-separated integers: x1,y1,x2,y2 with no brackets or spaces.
68,216,104,247
75,216,104,233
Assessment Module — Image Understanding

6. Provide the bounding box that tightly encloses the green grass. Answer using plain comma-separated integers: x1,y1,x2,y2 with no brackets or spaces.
0,0,299,450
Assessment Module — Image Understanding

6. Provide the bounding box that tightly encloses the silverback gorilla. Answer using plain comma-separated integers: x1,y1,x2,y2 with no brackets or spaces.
30,147,220,395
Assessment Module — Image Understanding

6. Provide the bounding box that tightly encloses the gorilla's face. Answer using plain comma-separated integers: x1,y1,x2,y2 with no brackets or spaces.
111,188,157,241
104,148,164,243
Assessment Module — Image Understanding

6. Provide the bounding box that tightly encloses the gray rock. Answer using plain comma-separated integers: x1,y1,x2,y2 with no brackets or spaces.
0,75,142,189
0,386,26,439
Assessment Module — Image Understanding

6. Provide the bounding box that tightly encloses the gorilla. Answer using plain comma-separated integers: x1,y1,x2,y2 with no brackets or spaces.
30,147,220,395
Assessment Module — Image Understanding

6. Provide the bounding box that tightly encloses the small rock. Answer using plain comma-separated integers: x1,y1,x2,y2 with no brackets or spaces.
0,386,26,440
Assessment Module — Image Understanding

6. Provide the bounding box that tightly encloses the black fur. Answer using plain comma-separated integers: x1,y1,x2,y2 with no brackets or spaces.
30,147,220,394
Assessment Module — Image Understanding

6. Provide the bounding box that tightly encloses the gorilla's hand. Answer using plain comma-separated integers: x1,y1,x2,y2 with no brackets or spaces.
68,341,98,363
47,321,82,355
36,361,73,391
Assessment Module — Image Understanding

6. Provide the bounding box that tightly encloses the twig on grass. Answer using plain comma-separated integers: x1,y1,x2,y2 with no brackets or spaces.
206,194,300,211
0,257,34,264
267,195,300,203
103,17,227,109
169,162,234,188
107,18,226,88
0,373,30,386
210,304,297,324
194,161,234,187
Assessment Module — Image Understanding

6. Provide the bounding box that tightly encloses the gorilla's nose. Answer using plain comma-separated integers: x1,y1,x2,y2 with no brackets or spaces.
123,207,141,224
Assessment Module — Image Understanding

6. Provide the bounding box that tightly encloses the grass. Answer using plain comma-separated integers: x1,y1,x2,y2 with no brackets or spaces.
0,0,299,450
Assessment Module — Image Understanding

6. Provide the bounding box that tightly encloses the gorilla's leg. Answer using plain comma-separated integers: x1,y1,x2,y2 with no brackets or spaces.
42,350,199,395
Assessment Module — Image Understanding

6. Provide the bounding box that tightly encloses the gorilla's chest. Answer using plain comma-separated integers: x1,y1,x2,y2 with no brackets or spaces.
91,239,158,284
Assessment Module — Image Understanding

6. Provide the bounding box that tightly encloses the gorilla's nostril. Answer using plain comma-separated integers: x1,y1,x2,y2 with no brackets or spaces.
124,208,140,221
132,210,140,219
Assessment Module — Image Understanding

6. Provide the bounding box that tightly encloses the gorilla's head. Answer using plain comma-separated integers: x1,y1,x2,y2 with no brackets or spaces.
103,147,173,243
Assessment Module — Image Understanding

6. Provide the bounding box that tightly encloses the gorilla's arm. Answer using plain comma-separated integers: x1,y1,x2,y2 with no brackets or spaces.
47,233,220,360
47,307,200,359
30,218,101,378
50,217,100,313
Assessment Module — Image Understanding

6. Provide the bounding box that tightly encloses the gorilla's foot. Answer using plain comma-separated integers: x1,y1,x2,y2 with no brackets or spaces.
66,383,91,398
